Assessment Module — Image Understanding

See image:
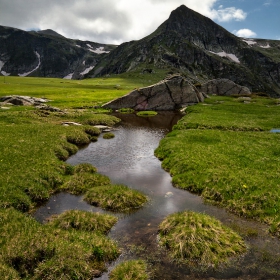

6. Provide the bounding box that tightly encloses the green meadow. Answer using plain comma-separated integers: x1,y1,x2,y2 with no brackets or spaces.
1,73,280,277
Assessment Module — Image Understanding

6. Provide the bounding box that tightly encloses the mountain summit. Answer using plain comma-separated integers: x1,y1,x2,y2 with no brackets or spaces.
92,5,280,97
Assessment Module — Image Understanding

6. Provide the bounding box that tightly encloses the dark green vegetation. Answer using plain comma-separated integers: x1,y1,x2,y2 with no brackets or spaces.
136,110,158,117
48,210,118,234
159,211,247,266
85,185,148,212
155,95,280,236
109,260,149,280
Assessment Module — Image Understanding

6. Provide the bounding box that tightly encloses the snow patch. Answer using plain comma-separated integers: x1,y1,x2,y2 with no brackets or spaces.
76,45,81,48
89,47,110,54
209,51,240,63
80,66,95,75
83,61,85,65
243,39,257,46
0,60,10,76
1,71,10,76
63,73,74,79
18,51,41,77
0,60,4,70
260,43,270,49
86,44,93,49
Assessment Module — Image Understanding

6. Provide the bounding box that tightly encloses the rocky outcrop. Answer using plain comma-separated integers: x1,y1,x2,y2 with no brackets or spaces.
0,95,49,106
200,79,251,96
103,75,206,111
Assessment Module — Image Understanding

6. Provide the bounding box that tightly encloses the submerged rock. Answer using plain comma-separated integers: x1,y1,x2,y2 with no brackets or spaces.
102,75,206,111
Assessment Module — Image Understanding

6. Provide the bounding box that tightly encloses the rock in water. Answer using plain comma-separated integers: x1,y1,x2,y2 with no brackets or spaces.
102,75,206,111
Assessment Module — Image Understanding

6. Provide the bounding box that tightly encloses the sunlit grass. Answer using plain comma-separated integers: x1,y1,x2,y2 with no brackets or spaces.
0,70,167,108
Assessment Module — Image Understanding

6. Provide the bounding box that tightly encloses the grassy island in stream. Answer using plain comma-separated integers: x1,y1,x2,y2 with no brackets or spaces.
0,73,164,279
159,211,247,266
155,95,280,236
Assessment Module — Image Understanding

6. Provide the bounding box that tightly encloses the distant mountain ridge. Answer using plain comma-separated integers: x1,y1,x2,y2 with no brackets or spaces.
1,5,280,97
0,25,116,79
91,5,280,97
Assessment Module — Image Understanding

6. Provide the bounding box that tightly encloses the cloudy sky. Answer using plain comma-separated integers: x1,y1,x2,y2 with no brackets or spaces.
0,0,279,44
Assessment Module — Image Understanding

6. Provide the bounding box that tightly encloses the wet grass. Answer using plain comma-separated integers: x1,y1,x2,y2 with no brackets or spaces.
47,210,118,234
109,260,149,280
84,184,148,212
155,95,280,236
158,211,247,267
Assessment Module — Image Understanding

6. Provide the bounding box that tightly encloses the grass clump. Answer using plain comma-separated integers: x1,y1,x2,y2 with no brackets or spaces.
109,260,149,280
136,110,158,117
119,108,135,113
84,184,147,212
84,125,101,136
47,210,117,234
74,162,97,174
66,129,91,146
103,132,115,139
60,172,111,195
158,211,247,266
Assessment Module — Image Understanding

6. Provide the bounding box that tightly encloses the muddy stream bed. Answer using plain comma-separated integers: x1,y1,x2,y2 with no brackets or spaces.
34,112,280,279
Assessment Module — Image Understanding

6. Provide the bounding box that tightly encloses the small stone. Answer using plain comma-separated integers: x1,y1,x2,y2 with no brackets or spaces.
165,192,174,198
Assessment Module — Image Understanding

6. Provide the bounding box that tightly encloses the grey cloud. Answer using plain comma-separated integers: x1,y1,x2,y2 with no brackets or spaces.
0,0,131,43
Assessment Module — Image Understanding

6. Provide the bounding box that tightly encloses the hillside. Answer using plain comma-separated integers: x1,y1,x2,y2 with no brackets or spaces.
0,25,117,79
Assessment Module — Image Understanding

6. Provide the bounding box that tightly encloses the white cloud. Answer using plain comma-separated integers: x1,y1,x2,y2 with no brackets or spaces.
0,0,248,44
263,0,272,6
234,29,257,38
210,7,247,22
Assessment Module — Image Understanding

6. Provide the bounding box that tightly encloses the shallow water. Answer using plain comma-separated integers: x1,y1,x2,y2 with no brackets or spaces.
34,112,280,279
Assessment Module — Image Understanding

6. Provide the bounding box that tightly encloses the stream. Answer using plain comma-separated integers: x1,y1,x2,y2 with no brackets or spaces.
34,112,280,279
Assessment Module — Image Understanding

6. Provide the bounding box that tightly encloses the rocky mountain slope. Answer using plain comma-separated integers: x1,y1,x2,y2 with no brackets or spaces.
90,5,280,97
0,25,116,79
1,5,279,97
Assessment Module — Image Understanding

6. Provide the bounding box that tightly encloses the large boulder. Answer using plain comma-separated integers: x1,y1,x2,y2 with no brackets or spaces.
200,79,251,96
103,75,206,111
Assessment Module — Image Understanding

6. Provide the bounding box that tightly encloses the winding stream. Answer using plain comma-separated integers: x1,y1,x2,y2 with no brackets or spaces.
34,112,280,279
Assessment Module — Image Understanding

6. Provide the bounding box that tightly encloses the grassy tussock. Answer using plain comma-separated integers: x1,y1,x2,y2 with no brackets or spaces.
109,260,149,280
84,125,101,136
61,172,111,195
84,185,148,212
158,211,247,266
103,132,115,139
48,210,118,234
